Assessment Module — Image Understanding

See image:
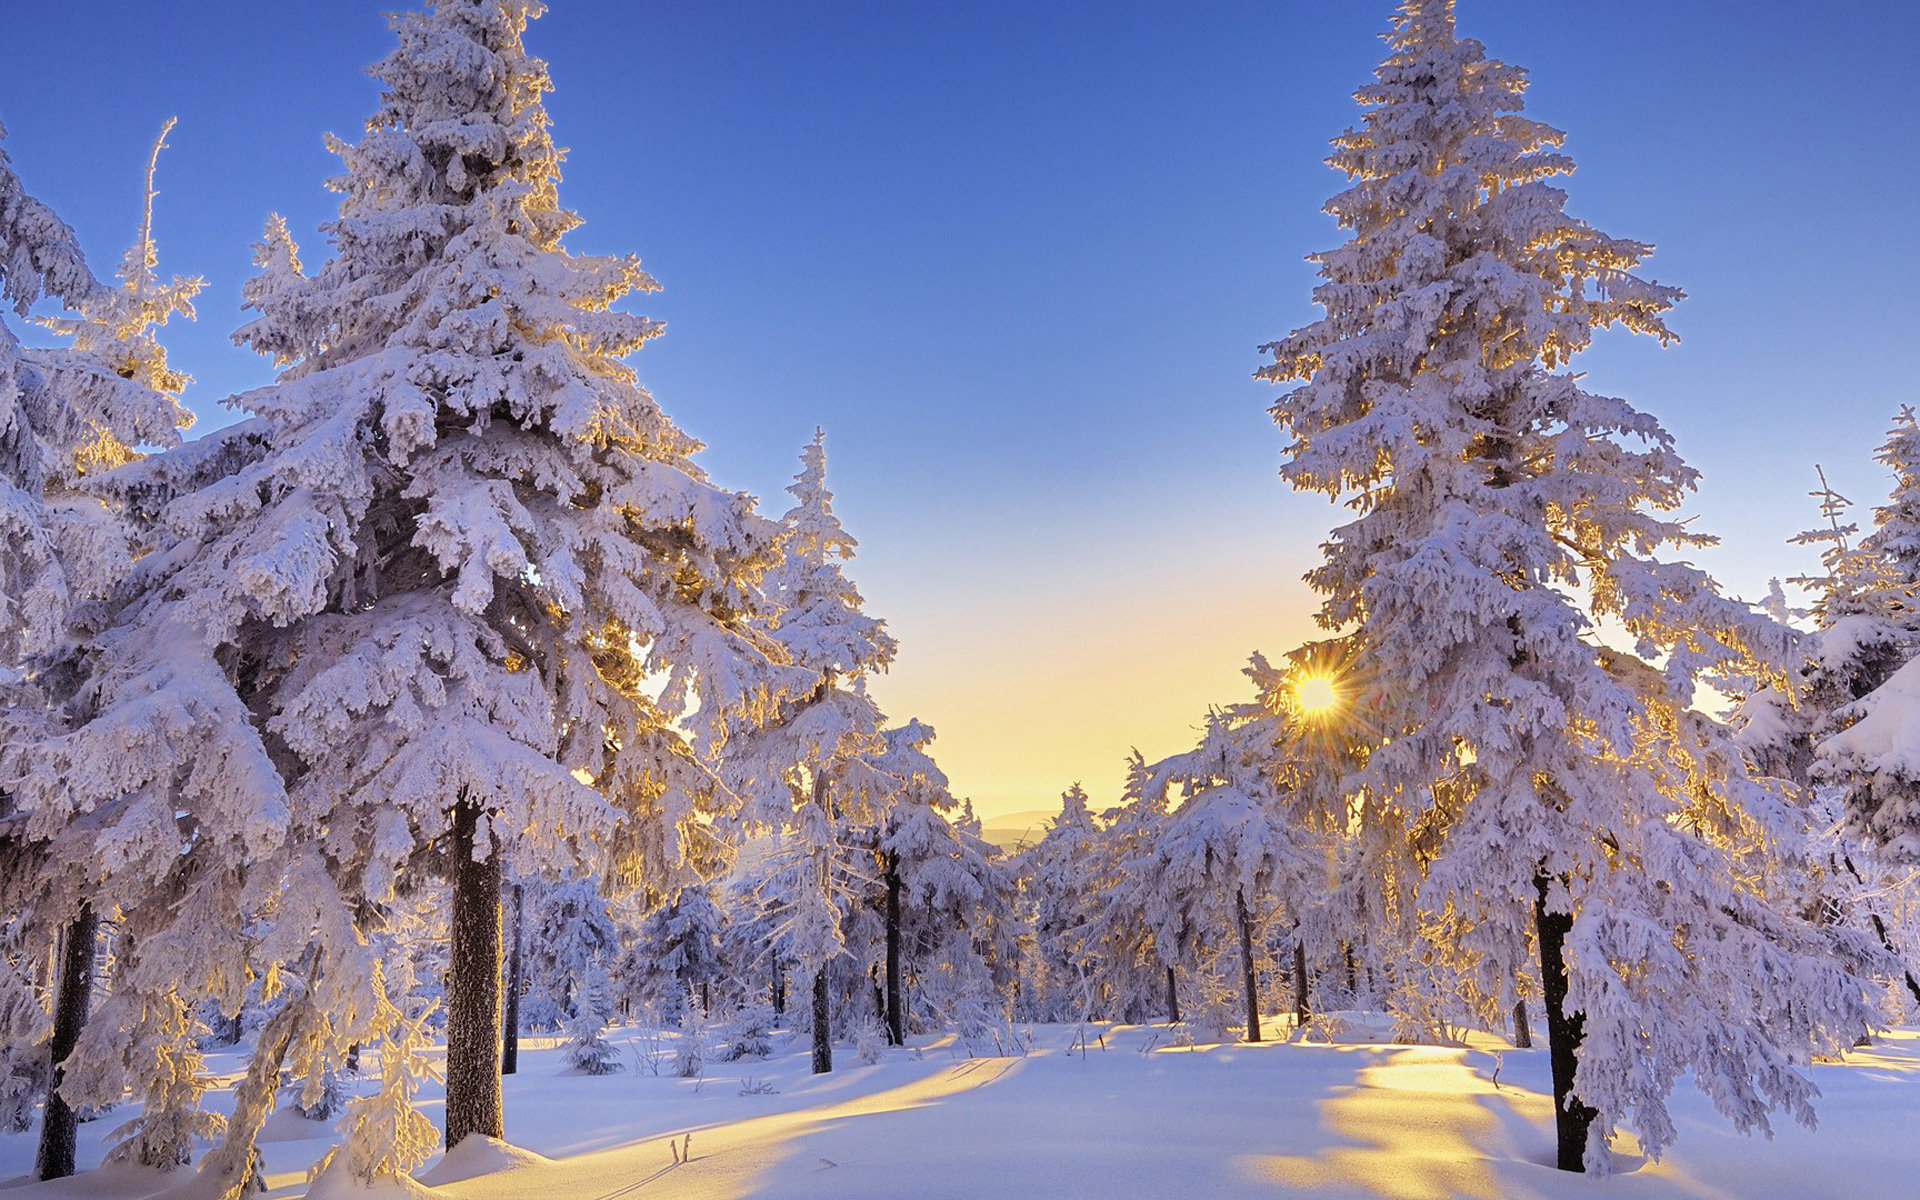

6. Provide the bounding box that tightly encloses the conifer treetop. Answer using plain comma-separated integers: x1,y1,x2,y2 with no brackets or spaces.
767,429,897,680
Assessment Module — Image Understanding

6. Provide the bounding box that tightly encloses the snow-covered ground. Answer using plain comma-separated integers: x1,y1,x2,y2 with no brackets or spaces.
4,1019,1916,1199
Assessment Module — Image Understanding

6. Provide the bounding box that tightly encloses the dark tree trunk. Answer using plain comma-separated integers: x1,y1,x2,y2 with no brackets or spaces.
1235,888,1261,1043
1343,942,1358,1000
701,980,711,1016
35,904,95,1181
772,954,786,1021
1293,937,1310,1027
445,801,504,1148
501,882,523,1076
1870,913,1920,1009
1840,856,1920,1008
1164,965,1180,1024
1512,999,1533,1049
346,1043,360,1074
216,1009,242,1045
885,863,904,1046
1535,871,1596,1172
811,968,832,1074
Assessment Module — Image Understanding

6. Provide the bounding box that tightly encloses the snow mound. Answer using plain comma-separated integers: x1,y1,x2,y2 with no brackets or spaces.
301,1160,433,1200
258,1104,336,1143
415,1135,554,1186
2,1163,174,1199
1298,1010,1399,1044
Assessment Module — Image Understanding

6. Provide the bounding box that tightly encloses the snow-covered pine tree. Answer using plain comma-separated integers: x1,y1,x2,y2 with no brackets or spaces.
1138,702,1316,1044
0,121,190,670
0,122,198,1182
629,883,727,1022
1259,0,1877,1171
874,719,1017,1046
1013,785,1103,1022
729,430,897,1073
523,878,621,1073
1862,407,1920,586
1726,467,1920,1010
716,871,792,1023
1079,756,1179,1024
1818,409,1920,866
10,0,798,1183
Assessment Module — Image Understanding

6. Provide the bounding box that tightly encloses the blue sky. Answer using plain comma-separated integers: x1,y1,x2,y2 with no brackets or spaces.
6,2,1916,816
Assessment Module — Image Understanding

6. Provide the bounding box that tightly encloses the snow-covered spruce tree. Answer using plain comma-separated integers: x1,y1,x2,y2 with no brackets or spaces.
239,0,796,1154
1815,410,1920,872
629,882,727,1022
0,120,191,671
729,430,897,1074
1728,468,1920,1011
1741,466,1914,781
874,719,1018,1046
1258,0,1877,1172
717,872,792,1023
522,878,621,1073
1138,702,1318,1044
1013,785,1103,1022
14,0,797,1183
1863,406,1920,585
0,124,199,1182
1079,756,1180,1023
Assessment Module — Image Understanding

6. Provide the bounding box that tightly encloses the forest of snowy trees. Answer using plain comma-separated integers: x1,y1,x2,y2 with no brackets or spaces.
2,0,1917,1194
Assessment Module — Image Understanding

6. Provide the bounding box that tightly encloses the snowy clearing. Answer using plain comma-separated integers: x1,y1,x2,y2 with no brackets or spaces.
3,1021,1914,1199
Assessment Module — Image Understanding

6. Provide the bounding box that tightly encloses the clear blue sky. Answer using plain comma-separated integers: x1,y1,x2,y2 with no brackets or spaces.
6,2,1916,815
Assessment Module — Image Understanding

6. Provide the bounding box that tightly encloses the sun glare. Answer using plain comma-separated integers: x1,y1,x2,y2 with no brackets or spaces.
1295,673,1341,717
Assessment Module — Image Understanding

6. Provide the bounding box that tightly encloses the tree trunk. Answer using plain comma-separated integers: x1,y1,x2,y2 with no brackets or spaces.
1293,937,1310,1027
501,882,523,1076
1535,870,1596,1172
1869,914,1920,1009
885,863,904,1046
701,980,711,1016
772,954,786,1021
1343,942,1358,1000
1164,965,1180,1024
445,801,504,1148
1235,887,1261,1043
1512,999,1533,1049
1839,856,1920,1009
811,968,832,1074
35,904,95,1181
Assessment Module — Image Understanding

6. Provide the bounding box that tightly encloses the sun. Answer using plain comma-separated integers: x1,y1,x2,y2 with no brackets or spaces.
1295,672,1341,717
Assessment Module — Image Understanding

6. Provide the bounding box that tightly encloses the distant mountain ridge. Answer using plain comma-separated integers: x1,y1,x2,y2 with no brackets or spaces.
976,809,1055,853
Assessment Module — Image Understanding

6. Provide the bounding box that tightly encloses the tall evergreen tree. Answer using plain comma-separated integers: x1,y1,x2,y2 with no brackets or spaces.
0,121,198,1182
1139,703,1317,1044
1819,411,1920,866
1014,785,1103,1022
1079,756,1179,1023
1259,0,1876,1171
10,0,794,1184
874,719,1017,1045
730,430,896,1074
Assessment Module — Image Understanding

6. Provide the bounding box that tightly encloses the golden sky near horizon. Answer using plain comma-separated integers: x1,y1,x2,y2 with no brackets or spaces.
865,538,1324,822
